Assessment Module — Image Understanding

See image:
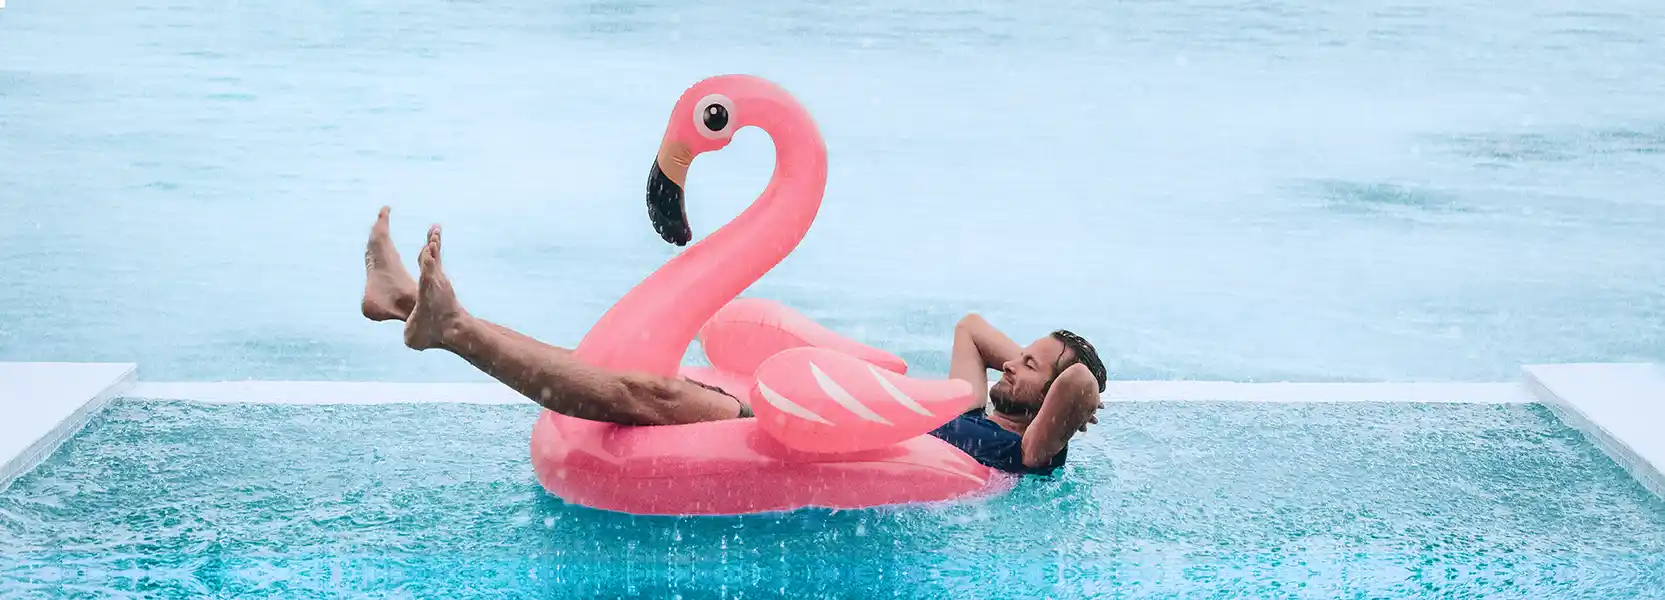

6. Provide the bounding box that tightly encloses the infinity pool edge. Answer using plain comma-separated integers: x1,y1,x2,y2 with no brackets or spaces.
2,362,1660,502
0,362,136,493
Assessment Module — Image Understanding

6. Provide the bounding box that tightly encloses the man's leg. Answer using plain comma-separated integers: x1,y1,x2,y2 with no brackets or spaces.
362,207,556,352
362,208,746,425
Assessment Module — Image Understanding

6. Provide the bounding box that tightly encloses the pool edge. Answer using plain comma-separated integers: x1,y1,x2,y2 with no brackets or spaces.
124,380,1536,405
1525,363,1665,502
9,363,1661,503
0,363,136,492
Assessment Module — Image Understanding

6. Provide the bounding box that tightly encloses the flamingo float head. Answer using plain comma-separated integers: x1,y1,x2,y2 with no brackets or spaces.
647,74,791,246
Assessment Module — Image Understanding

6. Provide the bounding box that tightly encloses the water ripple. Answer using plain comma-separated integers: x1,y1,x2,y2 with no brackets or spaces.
1,401,1662,597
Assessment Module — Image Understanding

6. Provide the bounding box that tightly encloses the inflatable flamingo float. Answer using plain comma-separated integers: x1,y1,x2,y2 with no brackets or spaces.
528,75,1009,515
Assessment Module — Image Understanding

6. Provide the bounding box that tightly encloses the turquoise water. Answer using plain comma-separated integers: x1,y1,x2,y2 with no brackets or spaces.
2,0,1663,383
6,0,1665,597
3,400,1663,597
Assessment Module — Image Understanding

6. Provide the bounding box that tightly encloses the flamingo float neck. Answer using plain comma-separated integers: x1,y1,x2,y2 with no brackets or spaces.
574,76,828,378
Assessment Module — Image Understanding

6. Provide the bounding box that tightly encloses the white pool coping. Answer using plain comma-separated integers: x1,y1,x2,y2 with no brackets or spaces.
121,379,1537,405
1524,363,1665,501
0,362,136,492
127,381,533,404
0,362,1660,501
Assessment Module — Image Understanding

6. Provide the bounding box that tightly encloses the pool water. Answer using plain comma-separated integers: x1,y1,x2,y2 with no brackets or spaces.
2,400,1662,597
5,0,1665,597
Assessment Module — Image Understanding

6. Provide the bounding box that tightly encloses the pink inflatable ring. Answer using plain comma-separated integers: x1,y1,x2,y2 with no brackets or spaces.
529,75,1010,516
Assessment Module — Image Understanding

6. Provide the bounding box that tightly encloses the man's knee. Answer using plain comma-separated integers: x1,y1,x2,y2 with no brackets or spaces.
613,373,681,425
614,373,740,426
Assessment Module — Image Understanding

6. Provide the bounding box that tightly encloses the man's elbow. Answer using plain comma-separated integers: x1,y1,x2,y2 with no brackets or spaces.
1057,364,1098,399
1021,438,1072,469
1020,429,1068,469
1021,449,1052,470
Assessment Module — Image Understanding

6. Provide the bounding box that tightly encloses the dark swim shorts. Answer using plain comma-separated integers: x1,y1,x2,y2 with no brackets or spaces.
685,378,754,419
927,409,1067,475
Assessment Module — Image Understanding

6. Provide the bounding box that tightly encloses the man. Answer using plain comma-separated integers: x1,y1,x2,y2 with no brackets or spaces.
362,207,1106,475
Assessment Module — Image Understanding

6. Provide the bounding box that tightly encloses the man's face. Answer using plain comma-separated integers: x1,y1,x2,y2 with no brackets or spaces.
990,335,1072,411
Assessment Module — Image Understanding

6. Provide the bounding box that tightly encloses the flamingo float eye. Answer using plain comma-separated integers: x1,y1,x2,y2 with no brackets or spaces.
694,94,736,139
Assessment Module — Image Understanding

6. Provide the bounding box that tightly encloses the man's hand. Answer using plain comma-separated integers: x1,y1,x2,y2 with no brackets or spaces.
1080,403,1103,432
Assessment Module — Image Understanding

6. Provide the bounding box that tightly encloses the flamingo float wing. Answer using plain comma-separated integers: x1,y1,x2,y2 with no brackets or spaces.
749,346,973,454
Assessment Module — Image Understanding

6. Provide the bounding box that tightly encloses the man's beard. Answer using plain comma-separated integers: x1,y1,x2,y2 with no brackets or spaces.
988,383,1041,416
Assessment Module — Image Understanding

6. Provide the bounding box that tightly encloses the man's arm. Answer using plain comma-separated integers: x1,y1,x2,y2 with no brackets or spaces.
1021,363,1100,468
949,313,1021,411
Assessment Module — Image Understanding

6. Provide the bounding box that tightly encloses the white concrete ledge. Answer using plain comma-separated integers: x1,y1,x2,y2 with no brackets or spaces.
7,362,1659,504
1525,363,1665,501
0,363,136,492
127,381,529,404
124,379,1534,404
1103,381,1533,403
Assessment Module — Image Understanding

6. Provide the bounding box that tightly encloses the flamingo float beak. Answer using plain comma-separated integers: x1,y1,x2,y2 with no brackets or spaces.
647,85,741,246
647,140,695,246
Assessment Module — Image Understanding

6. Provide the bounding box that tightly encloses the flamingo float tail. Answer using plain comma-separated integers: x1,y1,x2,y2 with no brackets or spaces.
696,297,908,375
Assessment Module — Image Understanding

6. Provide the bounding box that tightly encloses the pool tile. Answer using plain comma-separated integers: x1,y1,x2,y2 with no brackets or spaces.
1525,363,1665,501
0,362,136,491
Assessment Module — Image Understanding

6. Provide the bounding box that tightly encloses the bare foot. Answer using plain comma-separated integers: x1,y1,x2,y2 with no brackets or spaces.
404,224,466,350
362,206,419,322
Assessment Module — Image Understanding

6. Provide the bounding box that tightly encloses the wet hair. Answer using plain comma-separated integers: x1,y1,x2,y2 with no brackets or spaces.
988,328,1110,417
1047,329,1108,393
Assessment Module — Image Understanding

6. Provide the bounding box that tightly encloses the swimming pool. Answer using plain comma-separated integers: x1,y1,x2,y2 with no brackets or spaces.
3,398,1662,597
4,0,1665,597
